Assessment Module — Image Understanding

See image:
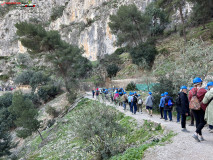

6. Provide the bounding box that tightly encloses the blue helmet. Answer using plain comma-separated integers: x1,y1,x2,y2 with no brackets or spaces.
189,87,193,91
134,91,137,94
124,92,126,94
205,86,208,90
149,92,152,95
138,94,141,96
164,92,168,95
193,77,203,84
161,93,164,97
207,82,213,87
180,86,187,90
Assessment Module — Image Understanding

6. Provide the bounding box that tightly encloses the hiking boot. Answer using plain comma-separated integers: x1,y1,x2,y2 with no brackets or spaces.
200,136,205,141
160,117,164,119
150,114,153,117
189,124,194,126
165,119,168,122
181,128,189,132
192,134,200,142
170,120,173,122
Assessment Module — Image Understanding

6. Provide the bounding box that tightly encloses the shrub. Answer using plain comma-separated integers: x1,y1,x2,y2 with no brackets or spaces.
0,93,13,108
24,93,41,108
45,106,58,118
130,42,158,69
72,102,126,159
107,64,119,78
47,119,55,128
126,82,138,91
67,92,77,104
0,75,9,82
50,6,65,21
114,47,126,55
17,53,31,66
38,85,60,103
15,70,34,85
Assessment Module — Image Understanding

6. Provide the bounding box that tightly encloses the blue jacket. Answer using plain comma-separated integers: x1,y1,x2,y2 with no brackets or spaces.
159,97,165,108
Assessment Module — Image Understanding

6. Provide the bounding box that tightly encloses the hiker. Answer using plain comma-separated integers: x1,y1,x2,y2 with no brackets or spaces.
159,93,165,119
92,89,95,98
118,92,123,106
145,92,154,116
132,92,138,114
164,92,174,121
122,92,128,110
175,93,181,123
128,92,133,113
189,87,195,126
137,94,143,113
203,82,213,133
114,91,119,105
96,88,99,98
189,77,207,142
179,86,190,132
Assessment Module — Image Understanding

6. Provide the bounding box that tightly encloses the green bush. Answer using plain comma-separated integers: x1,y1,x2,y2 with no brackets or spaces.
67,92,77,104
15,70,34,85
0,75,9,82
47,119,55,128
126,82,138,91
38,85,60,103
72,102,126,159
107,64,119,78
24,93,41,108
130,42,158,69
50,6,65,21
45,106,58,118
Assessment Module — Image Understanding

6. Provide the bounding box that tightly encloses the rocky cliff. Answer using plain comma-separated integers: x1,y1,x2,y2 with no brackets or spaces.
0,0,153,62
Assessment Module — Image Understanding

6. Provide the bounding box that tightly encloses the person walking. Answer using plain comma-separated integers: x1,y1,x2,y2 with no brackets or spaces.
179,86,190,132
159,93,165,119
132,92,138,114
189,77,207,142
145,92,154,116
122,92,128,110
175,93,181,123
189,87,195,126
128,92,133,113
96,88,99,98
164,92,174,121
137,94,143,113
92,89,95,98
203,82,213,133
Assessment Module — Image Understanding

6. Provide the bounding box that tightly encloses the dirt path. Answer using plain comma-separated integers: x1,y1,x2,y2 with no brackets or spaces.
85,92,213,160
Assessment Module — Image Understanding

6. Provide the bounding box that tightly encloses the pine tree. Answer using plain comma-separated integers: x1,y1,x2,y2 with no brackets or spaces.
189,0,213,29
0,129,14,158
8,91,43,140
15,22,91,93
157,0,187,42
109,4,149,47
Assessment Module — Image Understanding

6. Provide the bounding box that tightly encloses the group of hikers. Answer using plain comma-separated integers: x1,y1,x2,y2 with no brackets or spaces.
92,77,213,142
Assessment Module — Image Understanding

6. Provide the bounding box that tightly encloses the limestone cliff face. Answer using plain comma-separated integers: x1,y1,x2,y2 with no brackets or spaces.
0,0,153,61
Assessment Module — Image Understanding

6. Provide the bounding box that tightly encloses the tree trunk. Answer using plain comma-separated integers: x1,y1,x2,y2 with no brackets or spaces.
179,5,187,43
37,130,44,141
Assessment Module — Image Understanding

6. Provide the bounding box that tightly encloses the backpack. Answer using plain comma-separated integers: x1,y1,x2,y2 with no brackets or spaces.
189,90,201,110
133,96,137,103
168,99,173,106
138,99,143,104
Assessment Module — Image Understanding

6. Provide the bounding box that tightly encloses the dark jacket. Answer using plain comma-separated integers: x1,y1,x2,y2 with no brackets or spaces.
164,96,174,111
175,94,181,113
179,92,190,115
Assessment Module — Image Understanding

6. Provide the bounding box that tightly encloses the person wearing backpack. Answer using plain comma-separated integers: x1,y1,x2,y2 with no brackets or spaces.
92,89,95,98
189,77,207,142
164,92,174,121
188,87,195,126
145,92,154,116
132,92,138,114
179,86,190,132
137,94,143,113
122,92,128,110
203,82,213,133
159,93,165,119
128,92,133,113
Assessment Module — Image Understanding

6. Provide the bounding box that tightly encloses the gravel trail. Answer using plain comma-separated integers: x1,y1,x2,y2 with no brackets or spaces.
85,92,213,160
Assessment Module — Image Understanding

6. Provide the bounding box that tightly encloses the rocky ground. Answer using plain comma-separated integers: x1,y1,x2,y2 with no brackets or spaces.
85,92,213,160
